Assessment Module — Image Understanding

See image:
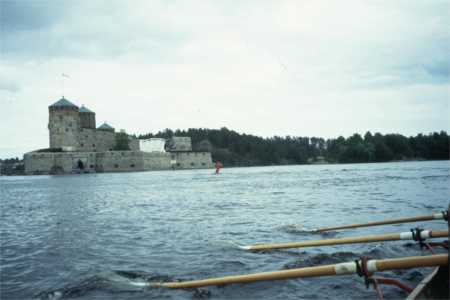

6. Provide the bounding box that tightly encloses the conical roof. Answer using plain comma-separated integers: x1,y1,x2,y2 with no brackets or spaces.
79,105,94,113
98,122,114,130
49,97,78,108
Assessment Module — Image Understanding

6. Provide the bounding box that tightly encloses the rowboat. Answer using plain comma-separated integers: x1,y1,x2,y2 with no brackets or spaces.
151,209,449,299
407,265,449,300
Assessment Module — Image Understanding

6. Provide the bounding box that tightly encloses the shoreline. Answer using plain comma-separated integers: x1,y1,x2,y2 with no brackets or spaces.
1,159,448,176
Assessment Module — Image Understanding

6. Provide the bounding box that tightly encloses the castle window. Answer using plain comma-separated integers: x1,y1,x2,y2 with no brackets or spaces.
190,162,195,166
92,144,95,148
81,143,84,147
90,165,94,168
202,162,206,166
65,128,68,132
114,164,119,168
130,164,135,168
176,163,181,167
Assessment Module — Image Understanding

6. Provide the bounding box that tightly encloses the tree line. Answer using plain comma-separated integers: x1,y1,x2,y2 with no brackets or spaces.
139,128,449,166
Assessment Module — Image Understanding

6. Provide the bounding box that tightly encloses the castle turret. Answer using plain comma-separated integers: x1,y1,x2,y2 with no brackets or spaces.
97,122,115,132
48,97,80,151
79,105,96,129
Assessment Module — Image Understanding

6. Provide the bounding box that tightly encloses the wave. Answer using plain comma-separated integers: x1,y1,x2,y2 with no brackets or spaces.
282,243,429,270
35,271,172,300
208,240,251,251
35,242,432,299
35,270,216,300
276,224,337,237
421,175,449,179
384,175,414,180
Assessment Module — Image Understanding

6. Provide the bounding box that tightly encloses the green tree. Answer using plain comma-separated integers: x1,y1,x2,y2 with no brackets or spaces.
114,132,131,150
138,128,448,166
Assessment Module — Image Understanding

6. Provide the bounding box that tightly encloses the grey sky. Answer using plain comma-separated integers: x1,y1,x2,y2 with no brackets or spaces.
0,0,449,158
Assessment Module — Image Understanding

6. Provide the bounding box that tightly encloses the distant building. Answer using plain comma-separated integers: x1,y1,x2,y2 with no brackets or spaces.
24,97,213,175
140,138,166,153
166,136,192,152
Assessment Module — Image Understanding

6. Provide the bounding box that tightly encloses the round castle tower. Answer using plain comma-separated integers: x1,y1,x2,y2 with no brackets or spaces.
79,105,96,129
48,97,80,151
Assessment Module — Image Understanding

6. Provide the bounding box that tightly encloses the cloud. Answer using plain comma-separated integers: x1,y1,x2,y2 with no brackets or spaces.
0,79,20,93
423,61,450,80
0,0,187,61
0,1,67,31
0,0,449,158
1,1,448,90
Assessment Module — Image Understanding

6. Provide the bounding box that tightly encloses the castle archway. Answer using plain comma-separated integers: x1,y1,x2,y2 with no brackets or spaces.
77,160,84,170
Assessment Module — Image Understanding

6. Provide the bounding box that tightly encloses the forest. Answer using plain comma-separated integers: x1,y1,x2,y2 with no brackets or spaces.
139,128,449,167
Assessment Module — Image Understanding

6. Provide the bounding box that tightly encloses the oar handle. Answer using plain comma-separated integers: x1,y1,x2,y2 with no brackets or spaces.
245,229,448,251
151,254,447,289
317,212,446,232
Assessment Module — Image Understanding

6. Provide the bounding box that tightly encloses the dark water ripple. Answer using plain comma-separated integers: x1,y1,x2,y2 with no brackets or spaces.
1,161,449,300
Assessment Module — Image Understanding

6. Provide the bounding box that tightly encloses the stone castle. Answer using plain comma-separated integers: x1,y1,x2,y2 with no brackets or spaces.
24,97,213,174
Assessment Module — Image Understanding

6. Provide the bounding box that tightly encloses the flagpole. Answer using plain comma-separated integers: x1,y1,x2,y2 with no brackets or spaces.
61,73,69,97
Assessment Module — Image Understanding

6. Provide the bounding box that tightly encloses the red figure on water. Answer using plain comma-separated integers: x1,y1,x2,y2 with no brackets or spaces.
215,161,223,174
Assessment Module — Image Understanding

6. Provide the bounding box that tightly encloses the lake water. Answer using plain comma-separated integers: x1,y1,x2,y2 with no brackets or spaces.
1,161,449,300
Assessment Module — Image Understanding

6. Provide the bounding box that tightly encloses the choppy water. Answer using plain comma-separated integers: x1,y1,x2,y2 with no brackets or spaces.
1,161,449,300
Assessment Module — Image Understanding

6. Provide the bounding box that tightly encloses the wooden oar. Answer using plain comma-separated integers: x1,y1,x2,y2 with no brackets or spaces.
150,254,447,289
240,229,448,251
317,212,447,232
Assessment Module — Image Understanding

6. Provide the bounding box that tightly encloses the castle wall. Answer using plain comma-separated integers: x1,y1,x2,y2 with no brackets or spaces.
78,129,116,152
24,152,55,174
171,152,213,169
48,107,80,151
95,151,169,172
95,151,144,172
76,129,139,153
80,112,96,129
95,131,116,152
24,151,96,175
129,138,140,151
78,128,97,152
24,150,212,175
71,152,97,172
142,152,171,170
